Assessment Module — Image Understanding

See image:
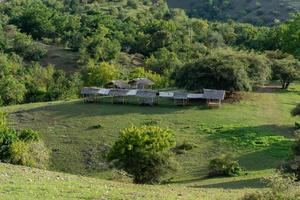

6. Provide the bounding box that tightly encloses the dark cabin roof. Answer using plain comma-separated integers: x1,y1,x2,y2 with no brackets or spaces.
105,80,129,89
108,89,129,96
203,89,226,100
136,90,157,98
128,78,154,86
173,92,188,100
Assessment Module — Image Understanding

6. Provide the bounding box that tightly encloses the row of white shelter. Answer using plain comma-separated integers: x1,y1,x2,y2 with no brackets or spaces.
81,87,226,106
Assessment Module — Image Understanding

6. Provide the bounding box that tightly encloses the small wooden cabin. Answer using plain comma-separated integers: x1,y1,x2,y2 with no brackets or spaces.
108,89,129,104
173,92,188,106
202,89,226,107
105,80,129,89
81,87,101,102
136,90,157,106
128,78,154,89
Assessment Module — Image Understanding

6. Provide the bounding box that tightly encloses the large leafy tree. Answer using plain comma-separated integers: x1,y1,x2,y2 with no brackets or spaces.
83,61,119,87
0,53,26,105
79,26,121,63
267,51,300,89
11,0,56,39
278,13,300,58
174,48,271,91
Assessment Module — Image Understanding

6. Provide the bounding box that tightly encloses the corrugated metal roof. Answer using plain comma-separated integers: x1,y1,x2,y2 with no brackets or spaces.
126,89,138,96
99,88,110,95
203,89,226,100
187,93,204,99
159,92,174,98
136,90,157,98
173,92,188,100
108,89,129,96
81,87,101,95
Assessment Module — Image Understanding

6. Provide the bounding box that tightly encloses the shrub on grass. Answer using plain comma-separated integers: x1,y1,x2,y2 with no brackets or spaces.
19,129,40,142
295,122,300,130
9,140,49,168
281,157,300,180
242,173,300,200
208,155,242,177
108,125,178,184
0,128,19,161
172,141,195,154
0,113,49,168
291,104,300,117
0,112,7,129
92,124,103,129
293,136,300,156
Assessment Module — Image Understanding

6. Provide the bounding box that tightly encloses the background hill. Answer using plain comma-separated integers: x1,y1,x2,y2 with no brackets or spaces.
167,0,300,25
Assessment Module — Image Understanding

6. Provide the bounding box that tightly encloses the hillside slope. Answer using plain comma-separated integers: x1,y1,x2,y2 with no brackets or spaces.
167,0,300,25
0,163,257,200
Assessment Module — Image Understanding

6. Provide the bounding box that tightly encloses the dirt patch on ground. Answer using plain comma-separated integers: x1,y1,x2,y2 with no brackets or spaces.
255,85,283,93
224,92,253,103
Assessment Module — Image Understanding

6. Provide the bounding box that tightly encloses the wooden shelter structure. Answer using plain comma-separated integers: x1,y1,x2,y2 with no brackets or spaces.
108,89,129,104
80,86,226,107
105,80,129,89
136,90,157,106
173,92,189,106
128,78,154,89
202,89,226,107
81,87,101,102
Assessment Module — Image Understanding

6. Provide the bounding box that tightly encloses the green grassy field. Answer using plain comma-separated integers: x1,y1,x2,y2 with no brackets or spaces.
0,162,259,200
0,84,299,199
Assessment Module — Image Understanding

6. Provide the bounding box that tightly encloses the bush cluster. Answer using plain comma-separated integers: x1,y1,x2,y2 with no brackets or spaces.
0,112,49,168
208,155,242,177
242,173,300,200
172,141,195,154
108,125,178,184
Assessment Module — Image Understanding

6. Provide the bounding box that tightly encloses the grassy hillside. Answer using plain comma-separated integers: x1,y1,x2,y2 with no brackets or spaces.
167,0,300,25
39,45,80,72
1,83,299,190
0,162,260,200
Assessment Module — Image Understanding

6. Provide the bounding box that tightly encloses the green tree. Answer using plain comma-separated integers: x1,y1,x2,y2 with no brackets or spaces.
278,13,300,57
0,77,26,105
145,48,181,75
79,26,121,63
267,52,300,89
129,67,167,88
174,48,270,91
12,0,56,39
108,126,177,184
83,61,119,87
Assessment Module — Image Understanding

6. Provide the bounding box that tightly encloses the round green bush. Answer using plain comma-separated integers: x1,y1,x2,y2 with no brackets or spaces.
108,125,178,184
209,155,242,177
9,140,49,168
18,129,40,142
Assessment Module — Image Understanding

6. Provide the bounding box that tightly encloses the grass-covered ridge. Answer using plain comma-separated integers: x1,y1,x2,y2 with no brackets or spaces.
2,84,299,190
0,162,259,200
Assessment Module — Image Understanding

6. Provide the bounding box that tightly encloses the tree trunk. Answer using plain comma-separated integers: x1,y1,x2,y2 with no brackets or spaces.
285,82,290,89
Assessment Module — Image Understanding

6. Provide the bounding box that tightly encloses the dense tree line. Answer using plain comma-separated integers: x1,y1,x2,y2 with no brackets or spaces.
0,0,299,105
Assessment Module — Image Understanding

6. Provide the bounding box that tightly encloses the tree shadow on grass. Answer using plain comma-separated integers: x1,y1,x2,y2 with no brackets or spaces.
10,99,211,118
238,140,294,171
190,178,265,189
254,83,300,94
207,124,295,143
